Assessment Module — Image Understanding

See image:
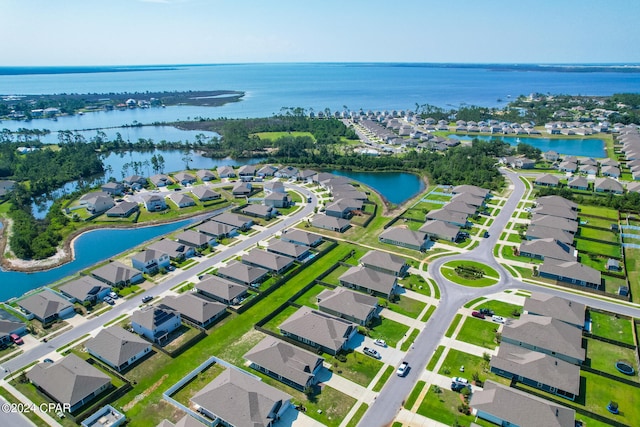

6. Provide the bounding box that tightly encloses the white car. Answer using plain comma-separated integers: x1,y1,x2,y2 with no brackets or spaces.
492,315,506,324
451,376,469,385
397,362,409,377
373,339,387,347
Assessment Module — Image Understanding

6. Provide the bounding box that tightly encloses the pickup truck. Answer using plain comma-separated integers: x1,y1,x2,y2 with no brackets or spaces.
363,347,381,359
397,361,409,377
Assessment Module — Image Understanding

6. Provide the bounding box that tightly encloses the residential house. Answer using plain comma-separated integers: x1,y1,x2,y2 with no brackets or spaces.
216,165,236,178
210,212,254,231
523,292,585,329
195,275,249,305
280,229,322,247
142,194,167,211
173,172,196,186
471,381,575,427
0,180,15,199
279,306,358,355
296,169,317,182
106,201,139,218
175,230,214,250
191,368,292,427
244,336,324,391
518,238,576,262
339,266,398,299
159,294,226,328
490,343,580,401
450,192,485,207
558,161,578,172
264,192,292,208
267,240,310,261
59,276,111,304
419,220,462,242
17,290,75,325
257,165,278,177
242,249,295,274
451,185,490,199
123,175,147,189
601,165,621,178
534,174,560,187
567,176,589,190
607,258,621,271
91,261,144,288
241,204,276,219
0,319,27,348
425,208,468,227
530,214,578,233
543,150,559,162
501,314,585,365
27,354,111,413
85,194,115,214
578,164,598,175
359,250,409,277
378,227,428,251
131,306,181,343
101,181,124,196
317,287,378,326
539,259,601,289
274,166,298,178
531,205,578,221
196,220,236,239
131,249,171,274
325,199,363,219
196,169,216,181
525,225,575,245
594,177,624,194
237,164,256,180
535,196,578,211
217,261,269,286
190,186,220,202
84,326,152,372
232,181,252,196
150,174,173,187
311,215,351,233
166,193,194,209
147,239,195,261
264,181,286,194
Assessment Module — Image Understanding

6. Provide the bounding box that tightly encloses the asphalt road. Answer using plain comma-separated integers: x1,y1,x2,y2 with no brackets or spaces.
2,183,317,375
359,170,640,427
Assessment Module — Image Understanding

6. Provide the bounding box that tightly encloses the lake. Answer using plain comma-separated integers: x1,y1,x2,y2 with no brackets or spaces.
34,125,220,145
450,134,606,158
328,170,424,205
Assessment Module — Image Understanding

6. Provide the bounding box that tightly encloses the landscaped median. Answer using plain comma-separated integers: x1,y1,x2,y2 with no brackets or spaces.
440,260,500,287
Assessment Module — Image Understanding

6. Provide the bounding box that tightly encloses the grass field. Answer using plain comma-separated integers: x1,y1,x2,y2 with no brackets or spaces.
624,248,640,303
445,314,462,338
455,317,501,350
585,338,639,380
416,386,494,427
474,300,522,318
440,261,499,287
580,205,619,220
589,311,635,345
384,295,426,319
579,226,619,243
325,350,384,387
369,317,410,348
252,131,316,141
404,380,425,409
574,238,621,258
437,349,510,387
427,345,445,371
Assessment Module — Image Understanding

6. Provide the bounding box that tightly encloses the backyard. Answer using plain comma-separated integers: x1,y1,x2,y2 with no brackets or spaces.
589,310,635,346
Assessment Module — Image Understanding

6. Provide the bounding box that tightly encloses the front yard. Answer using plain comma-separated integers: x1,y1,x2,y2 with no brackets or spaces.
455,317,501,350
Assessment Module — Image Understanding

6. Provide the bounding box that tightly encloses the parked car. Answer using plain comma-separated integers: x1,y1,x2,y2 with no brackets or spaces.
452,376,469,385
479,308,494,316
363,347,381,359
397,361,409,377
142,295,153,303
108,291,119,299
43,358,54,363
471,311,485,319
374,339,387,347
104,297,115,305
492,315,506,324
10,333,24,345
451,382,472,392
483,231,490,238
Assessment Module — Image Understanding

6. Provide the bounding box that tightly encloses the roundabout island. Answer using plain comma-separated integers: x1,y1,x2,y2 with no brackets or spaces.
440,260,500,287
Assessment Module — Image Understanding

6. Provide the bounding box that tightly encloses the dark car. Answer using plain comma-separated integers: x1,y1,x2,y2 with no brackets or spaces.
142,295,153,303
471,311,485,319
363,347,381,359
479,308,494,316
483,231,490,238
451,382,471,392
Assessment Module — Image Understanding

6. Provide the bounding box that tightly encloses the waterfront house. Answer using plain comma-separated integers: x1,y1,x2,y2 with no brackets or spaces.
311,214,351,233
471,381,575,427
176,230,214,250
150,174,173,187
131,306,181,344
523,292,585,329
296,169,317,182
196,220,236,239
191,368,292,427
158,293,227,328
85,326,151,372
148,239,195,261
279,306,358,355
359,249,408,277
167,192,196,208
196,169,216,181
59,276,111,304
85,194,115,214
195,275,249,305
543,150,559,162
378,227,428,251
173,172,196,186
106,201,139,218
18,290,75,325
27,354,111,413
216,166,235,178
142,194,167,211
217,261,269,286
101,181,124,196
339,266,398,299
317,287,378,326
257,165,278,177
274,165,298,178
244,336,324,391
539,259,601,289
131,249,171,274
280,229,322,247
190,186,220,201
91,261,144,288
123,175,147,189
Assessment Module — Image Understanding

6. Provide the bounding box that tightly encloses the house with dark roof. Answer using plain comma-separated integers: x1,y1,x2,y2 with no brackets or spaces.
594,177,624,194
539,259,601,289
150,174,173,187
241,204,276,219
359,250,408,277
175,230,214,250
280,229,322,247
85,194,115,214
518,238,576,262
92,261,144,288
0,319,27,348
450,192,485,207
275,166,298,178
167,192,195,208
425,208,468,227
534,174,560,187
490,342,580,401
131,249,171,274
158,294,226,328
18,290,75,325
196,220,236,239
317,287,378,326
196,275,249,305
311,214,351,233
101,181,124,196
242,249,295,274
147,239,195,261
536,196,578,211
191,368,292,427
257,165,278,177
123,175,147,189
530,214,578,233
558,161,578,172
378,227,428,251
131,306,181,343
419,220,462,242
471,380,575,427
106,201,139,218
85,326,152,372
264,181,286,194
567,176,589,190
245,336,324,391
173,172,196,186
442,201,477,216
217,261,269,286
59,276,111,304
190,186,221,202
525,225,575,245
279,306,358,355
264,192,292,208
451,185,489,198
210,212,253,231
27,354,111,413
339,266,398,299
216,165,235,178
196,169,216,181
502,314,585,365
532,204,578,221
232,181,252,196
267,240,310,261
523,292,585,329
325,198,363,219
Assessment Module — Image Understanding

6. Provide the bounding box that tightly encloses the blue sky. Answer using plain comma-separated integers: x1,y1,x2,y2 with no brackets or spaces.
3,0,640,65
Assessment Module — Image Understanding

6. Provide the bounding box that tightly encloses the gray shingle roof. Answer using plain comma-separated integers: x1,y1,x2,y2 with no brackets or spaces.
419,220,461,240
267,240,309,259
536,196,578,211
280,229,322,246
131,306,180,332
359,250,407,276
531,204,578,220
176,230,210,247
27,354,111,408
378,227,427,248
59,276,110,301
191,186,220,200
311,214,350,230
519,238,576,262
92,261,141,285
242,249,295,272
317,287,378,323
471,380,575,427
279,306,356,353
84,326,150,368
196,275,248,303
452,185,489,198
525,225,575,245
244,336,324,388
159,294,226,324
18,290,72,320
196,220,235,237
191,368,291,427
425,208,468,225
211,212,253,228
539,259,601,287
524,292,585,327
217,261,269,285
339,266,397,296
530,214,578,233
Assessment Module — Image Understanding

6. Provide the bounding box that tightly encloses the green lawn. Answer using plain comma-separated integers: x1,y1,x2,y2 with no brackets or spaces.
580,205,619,220
171,363,225,405
427,345,445,371
420,305,436,323
585,338,639,381
260,305,299,333
292,283,327,308
398,272,429,293
369,317,410,348
579,227,619,244
437,349,510,386
416,386,493,427
404,380,425,409
625,248,640,303
400,329,420,351
463,297,485,308
384,295,426,319
253,131,316,141
441,265,499,287
345,403,369,427
475,300,523,318
325,350,384,387
445,314,462,338
455,317,501,350
589,311,635,345
372,365,394,392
